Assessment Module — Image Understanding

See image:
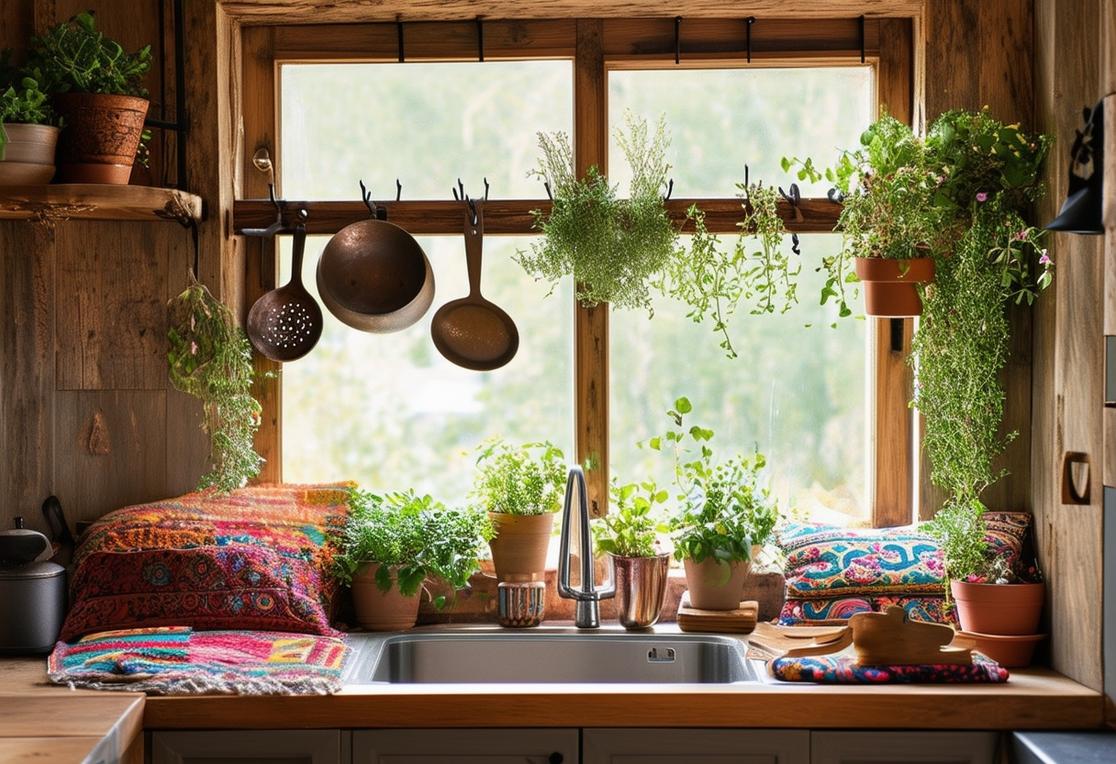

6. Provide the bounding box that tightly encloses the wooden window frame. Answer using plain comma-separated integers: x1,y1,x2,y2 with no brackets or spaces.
236,16,915,526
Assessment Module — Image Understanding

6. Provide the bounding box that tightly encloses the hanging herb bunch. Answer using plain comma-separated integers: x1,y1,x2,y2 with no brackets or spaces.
517,112,678,312
167,272,264,492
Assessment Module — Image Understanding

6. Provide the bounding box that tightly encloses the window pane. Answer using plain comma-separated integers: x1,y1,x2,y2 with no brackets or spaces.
608,67,873,197
279,235,575,501
281,61,573,199
610,235,869,524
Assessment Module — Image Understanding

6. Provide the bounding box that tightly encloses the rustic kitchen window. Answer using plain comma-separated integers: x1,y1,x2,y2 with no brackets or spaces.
238,17,916,527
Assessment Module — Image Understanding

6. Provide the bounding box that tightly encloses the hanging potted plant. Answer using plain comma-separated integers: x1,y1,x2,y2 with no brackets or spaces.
924,501,1044,667
0,54,59,185
472,439,566,581
517,112,678,313
29,11,152,184
595,481,671,631
652,397,780,610
333,489,492,632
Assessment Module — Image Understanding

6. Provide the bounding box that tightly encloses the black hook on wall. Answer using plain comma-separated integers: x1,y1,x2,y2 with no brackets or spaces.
397,19,405,62
858,15,866,64
779,182,804,223
476,16,485,62
360,179,388,220
674,16,682,64
745,17,756,63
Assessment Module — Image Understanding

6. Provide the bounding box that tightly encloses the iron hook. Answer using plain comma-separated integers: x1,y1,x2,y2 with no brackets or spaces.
674,16,682,65
745,17,756,63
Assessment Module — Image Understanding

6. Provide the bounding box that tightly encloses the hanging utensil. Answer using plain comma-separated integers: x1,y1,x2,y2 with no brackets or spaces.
247,213,323,362
430,201,519,371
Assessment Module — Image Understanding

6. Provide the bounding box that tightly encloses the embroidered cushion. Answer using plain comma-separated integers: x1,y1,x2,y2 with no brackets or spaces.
778,595,954,626
60,484,350,641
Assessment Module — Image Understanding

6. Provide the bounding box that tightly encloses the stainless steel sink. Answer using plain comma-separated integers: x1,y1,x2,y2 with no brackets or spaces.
346,627,761,684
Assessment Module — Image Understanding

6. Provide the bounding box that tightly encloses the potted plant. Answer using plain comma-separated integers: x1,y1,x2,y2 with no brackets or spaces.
0,54,58,185
167,273,265,492
924,500,1044,666
29,11,152,184
786,116,943,317
595,480,671,630
333,489,493,632
517,112,678,313
472,439,566,581
652,397,780,610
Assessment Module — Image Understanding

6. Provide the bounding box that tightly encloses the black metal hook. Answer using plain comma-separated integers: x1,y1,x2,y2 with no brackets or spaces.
674,16,682,64
396,178,403,201
397,19,405,63
826,187,844,204
779,183,804,223
360,180,387,220
745,17,756,63
482,176,490,200
791,232,801,256
664,178,674,200
239,183,288,237
476,16,485,62
858,15,866,64
544,180,553,201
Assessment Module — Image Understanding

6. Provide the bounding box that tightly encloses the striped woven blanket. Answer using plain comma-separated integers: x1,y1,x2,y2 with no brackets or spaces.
48,627,349,695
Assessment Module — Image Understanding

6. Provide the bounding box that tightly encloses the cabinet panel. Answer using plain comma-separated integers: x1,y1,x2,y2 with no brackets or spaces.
582,729,810,764
152,730,344,764
352,729,578,764
810,731,997,764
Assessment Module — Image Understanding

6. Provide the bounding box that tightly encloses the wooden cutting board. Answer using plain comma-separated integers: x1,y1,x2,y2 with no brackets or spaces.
747,622,852,661
676,594,758,633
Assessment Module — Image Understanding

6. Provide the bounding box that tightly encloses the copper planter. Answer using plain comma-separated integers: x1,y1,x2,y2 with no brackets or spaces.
610,553,670,630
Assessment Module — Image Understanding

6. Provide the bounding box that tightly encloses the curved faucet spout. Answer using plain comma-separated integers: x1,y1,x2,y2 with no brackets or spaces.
557,466,615,628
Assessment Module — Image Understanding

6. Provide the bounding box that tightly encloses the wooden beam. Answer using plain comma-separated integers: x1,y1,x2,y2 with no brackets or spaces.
221,1,926,25
872,318,914,528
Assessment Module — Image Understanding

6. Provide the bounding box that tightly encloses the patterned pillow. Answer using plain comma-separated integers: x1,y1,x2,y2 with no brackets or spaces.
60,484,350,641
779,595,955,626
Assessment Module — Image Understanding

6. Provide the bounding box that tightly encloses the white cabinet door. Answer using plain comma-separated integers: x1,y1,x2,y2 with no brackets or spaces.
810,731,998,764
352,729,578,764
582,729,810,764
152,730,345,764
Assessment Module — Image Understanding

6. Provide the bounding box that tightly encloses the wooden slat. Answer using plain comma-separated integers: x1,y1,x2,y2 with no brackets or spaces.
233,198,842,236
872,319,914,527
574,19,610,518
220,1,926,24
0,185,202,223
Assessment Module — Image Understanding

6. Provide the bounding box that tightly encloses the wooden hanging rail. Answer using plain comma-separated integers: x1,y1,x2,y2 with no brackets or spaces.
232,197,840,236
0,185,203,224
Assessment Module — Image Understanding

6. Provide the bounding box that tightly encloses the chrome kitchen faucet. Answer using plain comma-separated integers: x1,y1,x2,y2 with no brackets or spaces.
557,466,615,628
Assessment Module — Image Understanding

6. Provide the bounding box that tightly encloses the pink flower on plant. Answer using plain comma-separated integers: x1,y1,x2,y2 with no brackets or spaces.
976,191,989,202
1039,250,1053,266
965,574,987,583
1014,230,1029,241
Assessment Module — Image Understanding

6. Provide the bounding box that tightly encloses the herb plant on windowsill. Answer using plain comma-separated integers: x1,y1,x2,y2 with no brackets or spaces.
517,112,678,313
334,489,493,632
471,439,567,580
0,53,59,184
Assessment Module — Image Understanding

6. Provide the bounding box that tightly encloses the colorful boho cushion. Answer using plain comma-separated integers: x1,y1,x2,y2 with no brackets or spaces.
60,484,351,641
48,626,349,695
778,595,955,626
770,652,1009,684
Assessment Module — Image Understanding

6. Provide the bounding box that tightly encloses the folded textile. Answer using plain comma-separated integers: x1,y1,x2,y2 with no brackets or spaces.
770,652,1009,684
48,626,349,695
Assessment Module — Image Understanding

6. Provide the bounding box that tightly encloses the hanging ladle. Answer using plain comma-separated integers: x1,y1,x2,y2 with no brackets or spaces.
247,211,323,362
430,201,519,371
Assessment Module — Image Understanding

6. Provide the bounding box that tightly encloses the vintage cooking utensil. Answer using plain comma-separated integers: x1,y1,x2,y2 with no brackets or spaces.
430,202,519,371
316,182,434,334
247,215,323,362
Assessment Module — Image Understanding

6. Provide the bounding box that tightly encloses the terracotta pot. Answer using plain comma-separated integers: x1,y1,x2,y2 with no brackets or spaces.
351,562,421,631
0,124,60,185
957,630,1045,668
487,511,554,581
52,93,149,184
854,256,935,317
611,553,671,630
950,580,1044,636
683,548,760,611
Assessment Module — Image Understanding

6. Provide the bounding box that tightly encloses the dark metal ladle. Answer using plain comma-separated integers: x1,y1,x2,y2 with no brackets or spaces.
430,202,519,371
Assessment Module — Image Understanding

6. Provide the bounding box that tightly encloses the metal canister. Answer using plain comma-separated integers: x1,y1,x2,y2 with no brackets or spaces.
497,580,546,628
611,553,671,630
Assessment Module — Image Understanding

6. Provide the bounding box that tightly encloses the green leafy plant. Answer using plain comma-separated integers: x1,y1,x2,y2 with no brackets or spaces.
595,481,670,558
472,439,567,516
167,273,264,492
647,397,780,565
735,182,798,317
922,500,989,587
517,112,678,312
0,52,55,159
333,489,493,603
28,11,152,97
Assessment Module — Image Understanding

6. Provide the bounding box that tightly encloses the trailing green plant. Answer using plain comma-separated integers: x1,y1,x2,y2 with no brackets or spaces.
472,439,567,516
28,11,152,97
595,480,670,558
333,489,493,604
645,397,779,565
517,112,677,312
167,272,264,492
735,182,798,316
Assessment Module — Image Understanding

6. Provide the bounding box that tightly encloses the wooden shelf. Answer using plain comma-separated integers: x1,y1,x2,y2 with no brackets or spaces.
233,197,841,236
0,184,203,224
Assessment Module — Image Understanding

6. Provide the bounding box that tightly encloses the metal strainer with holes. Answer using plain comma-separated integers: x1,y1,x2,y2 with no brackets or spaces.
247,221,323,362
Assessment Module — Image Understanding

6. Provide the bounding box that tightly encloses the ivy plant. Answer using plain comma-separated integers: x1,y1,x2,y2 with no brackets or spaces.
471,439,567,516
517,112,678,312
28,11,152,97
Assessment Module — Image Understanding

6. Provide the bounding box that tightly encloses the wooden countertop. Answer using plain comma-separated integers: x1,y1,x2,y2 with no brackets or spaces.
1,654,1103,735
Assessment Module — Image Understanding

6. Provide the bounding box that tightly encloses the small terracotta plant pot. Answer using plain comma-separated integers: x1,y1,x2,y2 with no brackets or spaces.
0,124,60,185
683,548,760,611
854,256,935,317
52,93,149,184
957,631,1045,668
351,562,421,632
950,580,1044,636
487,511,554,581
